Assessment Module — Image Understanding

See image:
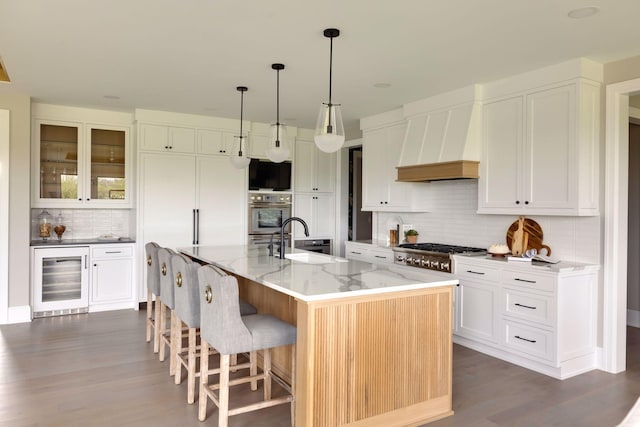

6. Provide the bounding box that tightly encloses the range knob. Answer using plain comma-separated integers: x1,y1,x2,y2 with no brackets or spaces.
430,260,440,269
405,257,413,264
441,262,451,272
396,255,405,263
413,257,422,266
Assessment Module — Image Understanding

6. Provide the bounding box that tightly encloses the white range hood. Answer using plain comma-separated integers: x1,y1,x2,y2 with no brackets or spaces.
396,85,482,182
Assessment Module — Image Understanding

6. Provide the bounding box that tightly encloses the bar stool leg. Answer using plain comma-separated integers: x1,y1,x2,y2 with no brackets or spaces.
159,302,167,361
198,340,209,422
264,349,272,400
187,327,197,404
168,311,179,376
146,290,153,342
218,354,230,427
250,350,258,391
291,345,296,427
153,297,162,353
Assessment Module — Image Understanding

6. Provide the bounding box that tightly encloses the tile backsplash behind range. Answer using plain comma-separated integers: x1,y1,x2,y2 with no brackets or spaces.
376,180,601,265
31,208,133,241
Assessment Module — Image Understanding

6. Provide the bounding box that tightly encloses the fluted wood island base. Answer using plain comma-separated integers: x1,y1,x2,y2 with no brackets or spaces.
180,245,455,426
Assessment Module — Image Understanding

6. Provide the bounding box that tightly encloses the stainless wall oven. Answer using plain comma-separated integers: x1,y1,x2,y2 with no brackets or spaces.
248,193,292,235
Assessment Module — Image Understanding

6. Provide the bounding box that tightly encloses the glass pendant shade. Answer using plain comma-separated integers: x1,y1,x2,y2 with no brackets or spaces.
314,103,345,153
266,123,290,163
230,135,250,169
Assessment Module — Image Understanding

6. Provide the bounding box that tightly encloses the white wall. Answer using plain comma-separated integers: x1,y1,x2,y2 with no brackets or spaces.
376,179,600,265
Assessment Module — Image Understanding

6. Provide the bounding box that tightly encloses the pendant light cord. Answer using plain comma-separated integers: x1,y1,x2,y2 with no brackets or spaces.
328,35,333,107
276,68,281,147
239,89,244,155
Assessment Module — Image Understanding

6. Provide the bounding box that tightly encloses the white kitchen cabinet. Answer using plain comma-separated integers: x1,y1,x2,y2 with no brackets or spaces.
90,244,135,312
455,265,500,343
478,79,599,216
138,151,246,302
197,129,236,156
344,241,394,265
294,137,335,193
139,123,196,153
362,123,411,211
32,118,131,208
453,256,597,379
293,193,335,239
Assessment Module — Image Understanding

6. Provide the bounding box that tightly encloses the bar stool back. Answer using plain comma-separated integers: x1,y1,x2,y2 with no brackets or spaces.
157,247,179,373
145,242,161,353
197,264,296,427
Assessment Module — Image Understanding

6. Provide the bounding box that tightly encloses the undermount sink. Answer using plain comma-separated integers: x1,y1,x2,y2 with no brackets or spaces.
284,253,349,265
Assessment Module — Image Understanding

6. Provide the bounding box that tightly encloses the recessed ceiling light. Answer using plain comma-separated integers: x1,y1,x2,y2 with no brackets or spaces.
568,6,599,19
373,83,392,88
103,95,120,100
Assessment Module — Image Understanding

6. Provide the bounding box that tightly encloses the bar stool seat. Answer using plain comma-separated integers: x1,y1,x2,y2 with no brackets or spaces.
144,242,161,353
171,254,258,404
197,264,296,427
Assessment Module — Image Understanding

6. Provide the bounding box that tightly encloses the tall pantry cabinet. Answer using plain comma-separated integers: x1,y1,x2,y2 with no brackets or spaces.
136,111,247,302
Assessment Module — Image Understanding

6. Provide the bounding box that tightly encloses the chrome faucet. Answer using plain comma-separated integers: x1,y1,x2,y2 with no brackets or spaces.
278,217,309,259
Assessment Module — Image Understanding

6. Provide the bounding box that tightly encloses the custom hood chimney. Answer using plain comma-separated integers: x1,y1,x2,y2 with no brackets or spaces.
396,85,481,182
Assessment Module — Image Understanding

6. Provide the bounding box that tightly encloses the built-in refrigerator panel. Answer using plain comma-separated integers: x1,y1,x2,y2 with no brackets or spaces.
32,246,89,317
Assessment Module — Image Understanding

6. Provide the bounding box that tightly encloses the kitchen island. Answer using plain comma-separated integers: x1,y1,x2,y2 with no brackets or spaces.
179,245,458,426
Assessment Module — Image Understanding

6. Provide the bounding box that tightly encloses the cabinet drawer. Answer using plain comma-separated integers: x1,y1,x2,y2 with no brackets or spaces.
455,263,500,282
504,288,553,326
504,320,554,361
92,245,133,259
502,270,554,292
345,248,368,261
368,249,394,264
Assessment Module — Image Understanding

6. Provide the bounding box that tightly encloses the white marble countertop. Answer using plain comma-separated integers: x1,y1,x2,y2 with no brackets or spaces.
178,245,457,302
453,253,600,273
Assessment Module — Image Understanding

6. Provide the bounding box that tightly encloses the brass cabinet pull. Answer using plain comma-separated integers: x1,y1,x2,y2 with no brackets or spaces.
205,285,213,303
161,262,167,276
147,255,152,266
176,272,182,287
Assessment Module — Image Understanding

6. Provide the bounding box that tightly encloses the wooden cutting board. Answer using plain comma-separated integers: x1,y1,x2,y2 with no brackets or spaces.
506,217,552,255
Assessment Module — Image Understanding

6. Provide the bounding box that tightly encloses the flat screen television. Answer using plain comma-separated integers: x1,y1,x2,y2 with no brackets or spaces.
248,158,292,191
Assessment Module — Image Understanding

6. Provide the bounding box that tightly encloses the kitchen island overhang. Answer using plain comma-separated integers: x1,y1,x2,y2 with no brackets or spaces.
179,245,457,426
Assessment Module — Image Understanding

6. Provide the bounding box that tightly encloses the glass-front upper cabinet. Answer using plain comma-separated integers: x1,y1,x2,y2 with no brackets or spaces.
33,120,130,208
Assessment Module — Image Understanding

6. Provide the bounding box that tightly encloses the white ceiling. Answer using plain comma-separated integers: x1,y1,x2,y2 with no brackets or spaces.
1,0,640,137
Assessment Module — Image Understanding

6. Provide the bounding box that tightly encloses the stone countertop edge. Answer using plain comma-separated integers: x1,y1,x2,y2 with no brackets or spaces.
178,245,457,303
453,253,600,273
30,238,136,246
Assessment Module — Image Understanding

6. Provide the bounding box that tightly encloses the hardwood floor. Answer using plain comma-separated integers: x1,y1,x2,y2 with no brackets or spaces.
0,309,638,426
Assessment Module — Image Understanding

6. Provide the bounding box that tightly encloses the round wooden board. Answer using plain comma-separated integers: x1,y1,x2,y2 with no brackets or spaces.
506,218,552,255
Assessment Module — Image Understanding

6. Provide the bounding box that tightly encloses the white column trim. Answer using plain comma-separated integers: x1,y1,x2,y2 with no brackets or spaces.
603,77,640,373
0,110,9,325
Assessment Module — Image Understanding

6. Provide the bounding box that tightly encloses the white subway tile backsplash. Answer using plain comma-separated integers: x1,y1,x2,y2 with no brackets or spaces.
30,208,133,241
377,180,601,264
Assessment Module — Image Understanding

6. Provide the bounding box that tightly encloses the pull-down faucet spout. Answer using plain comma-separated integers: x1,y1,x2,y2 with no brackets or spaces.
279,217,309,259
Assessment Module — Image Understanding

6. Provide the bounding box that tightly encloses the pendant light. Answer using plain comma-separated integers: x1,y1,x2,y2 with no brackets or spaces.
314,28,345,153
230,86,251,169
266,63,290,163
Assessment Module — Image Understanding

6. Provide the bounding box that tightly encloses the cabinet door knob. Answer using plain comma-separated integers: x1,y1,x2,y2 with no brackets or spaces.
86,198,90,202
525,201,529,205
515,200,520,205
165,146,169,149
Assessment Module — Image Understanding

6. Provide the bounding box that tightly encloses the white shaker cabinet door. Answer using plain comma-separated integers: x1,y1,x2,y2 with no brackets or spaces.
525,84,576,210
196,156,247,245
478,96,523,210
140,153,197,248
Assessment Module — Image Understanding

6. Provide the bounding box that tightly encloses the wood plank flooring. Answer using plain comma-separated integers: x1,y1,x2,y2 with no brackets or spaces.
0,309,638,426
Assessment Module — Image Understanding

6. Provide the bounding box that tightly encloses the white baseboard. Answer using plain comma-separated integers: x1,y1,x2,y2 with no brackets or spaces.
6,305,31,324
628,309,640,328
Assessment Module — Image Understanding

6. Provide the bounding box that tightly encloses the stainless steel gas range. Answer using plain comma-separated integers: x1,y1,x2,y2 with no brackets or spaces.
393,243,486,273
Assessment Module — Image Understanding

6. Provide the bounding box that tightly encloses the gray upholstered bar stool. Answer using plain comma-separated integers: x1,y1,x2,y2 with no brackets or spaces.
145,242,162,353
157,247,182,374
172,254,258,404
197,264,297,427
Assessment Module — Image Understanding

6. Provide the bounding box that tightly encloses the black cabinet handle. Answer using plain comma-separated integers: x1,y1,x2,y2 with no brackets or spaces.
195,209,200,245
466,270,485,275
192,209,196,245
515,278,537,284
525,201,529,205
516,200,520,204
515,335,536,344
351,251,362,255
515,303,536,310
374,255,386,259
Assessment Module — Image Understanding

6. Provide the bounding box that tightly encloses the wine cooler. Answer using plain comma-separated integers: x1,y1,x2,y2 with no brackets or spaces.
32,246,89,318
